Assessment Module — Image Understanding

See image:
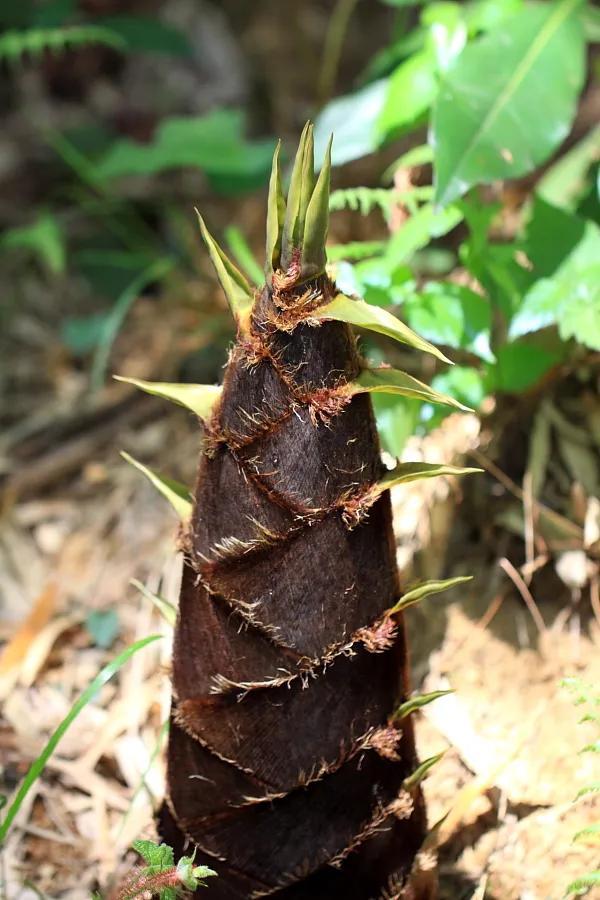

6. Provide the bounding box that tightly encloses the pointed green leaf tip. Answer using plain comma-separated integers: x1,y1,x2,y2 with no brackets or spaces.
121,452,192,520
114,375,221,420
266,140,285,279
196,211,254,326
270,123,333,282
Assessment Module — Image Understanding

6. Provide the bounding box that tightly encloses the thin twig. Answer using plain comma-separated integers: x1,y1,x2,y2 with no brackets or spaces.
499,557,546,634
522,470,535,584
469,449,582,542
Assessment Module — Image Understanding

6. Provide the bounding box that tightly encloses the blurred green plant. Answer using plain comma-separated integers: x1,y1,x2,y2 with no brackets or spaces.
314,0,598,454
562,677,600,897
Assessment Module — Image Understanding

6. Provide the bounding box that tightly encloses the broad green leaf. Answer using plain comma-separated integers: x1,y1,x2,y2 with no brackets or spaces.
489,343,563,392
378,50,437,140
121,452,192,520
95,109,275,191
114,375,221,420
403,281,494,361
386,203,463,263
346,366,471,410
429,367,486,415
538,125,600,211
464,0,524,34
315,294,453,364
404,751,445,789
388,575,473,614
131,579,177,627
196,213,254,324
510,208,600,351
2,212,65,273
314,79,389,167
394,689,454,720
432,0,586,206
373,462,481,500
373,395,422,458
0,635,161,843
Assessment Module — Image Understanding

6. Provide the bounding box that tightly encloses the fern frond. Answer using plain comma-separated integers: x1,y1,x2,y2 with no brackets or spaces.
327,240,386,262
329,187,396,217
0,26,126,64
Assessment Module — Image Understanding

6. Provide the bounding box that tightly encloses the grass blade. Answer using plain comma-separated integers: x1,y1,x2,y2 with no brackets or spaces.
0,634,161,843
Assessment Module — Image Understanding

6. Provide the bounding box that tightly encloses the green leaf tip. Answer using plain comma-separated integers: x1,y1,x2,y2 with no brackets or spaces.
131,579,177,627
121,451,192,520
114,375,221,420
315,294,454,365
347,366,472,411
403,751,446,790
374,463,482,501
195,210,254,326
388,576,473,616
269,123,333,283
393,690,454,721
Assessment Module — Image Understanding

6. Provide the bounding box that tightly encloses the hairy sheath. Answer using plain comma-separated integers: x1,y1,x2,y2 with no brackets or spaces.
154,125,436,899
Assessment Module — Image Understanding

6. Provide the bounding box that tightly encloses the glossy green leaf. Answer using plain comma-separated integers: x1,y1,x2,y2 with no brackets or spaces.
403,281,494,361
315,294,453,364
131,579,177,627
510,206,600,352
346,366,471,410
394,689,454,720
432,0,586,206
378,50,437,140
538,125,600,211
429,367,486,414
489,342,563,392
121,452,192,520
388,575,473,615
386,203,463,263
196,212,254,324
373,395,422,459
314,79,389,167
114,375,221,420
404,751,446,789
